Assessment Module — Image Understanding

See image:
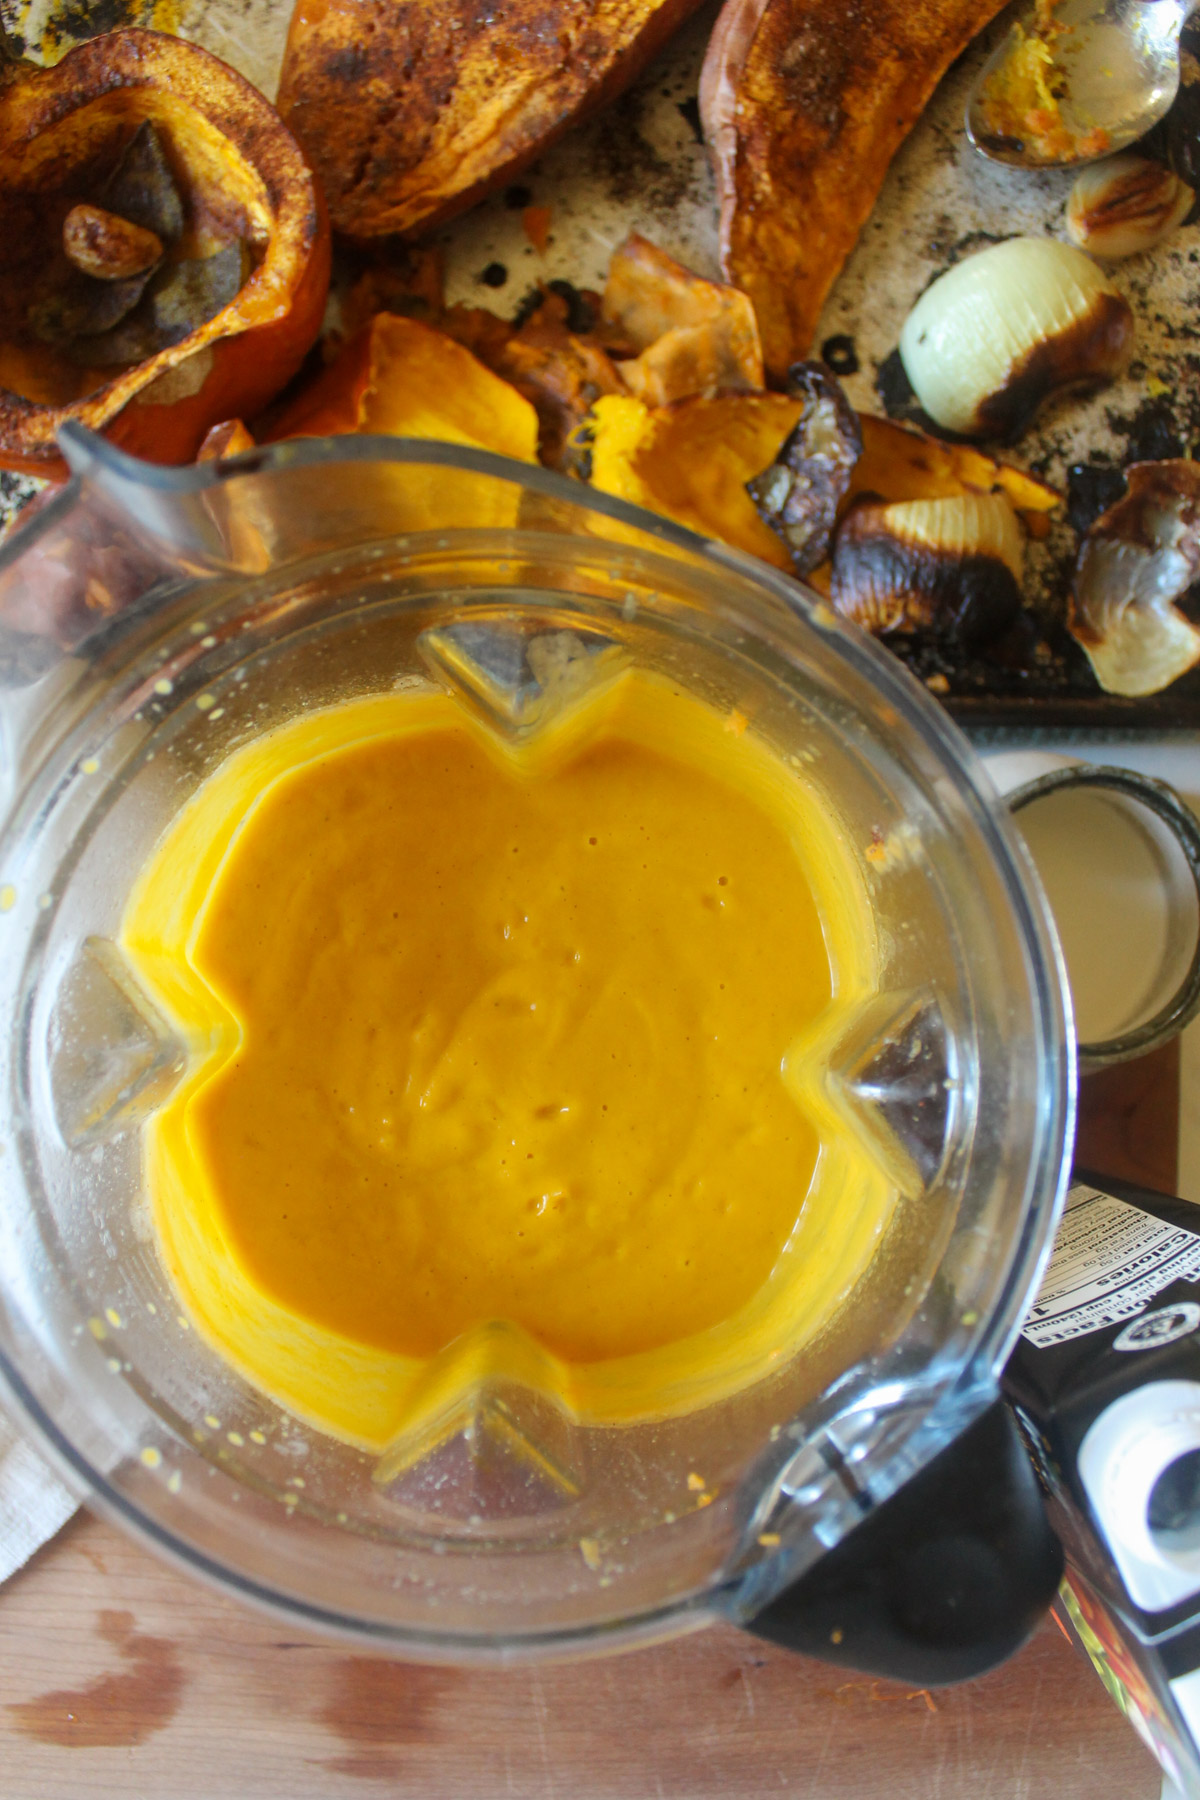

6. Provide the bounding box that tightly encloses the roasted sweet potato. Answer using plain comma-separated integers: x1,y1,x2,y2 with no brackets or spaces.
699,0,1013,379
278,0,707,240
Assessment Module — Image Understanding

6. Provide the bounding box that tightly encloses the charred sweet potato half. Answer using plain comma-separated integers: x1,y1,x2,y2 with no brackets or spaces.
0,29,330,477
278,0,707,241
700,0,1014,378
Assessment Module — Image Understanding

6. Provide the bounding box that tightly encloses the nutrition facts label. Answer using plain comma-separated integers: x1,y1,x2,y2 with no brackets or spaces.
1022,1184,1200,1349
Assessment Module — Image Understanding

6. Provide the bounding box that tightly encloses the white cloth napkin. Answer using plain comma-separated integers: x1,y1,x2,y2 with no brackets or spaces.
0,1401,78,1584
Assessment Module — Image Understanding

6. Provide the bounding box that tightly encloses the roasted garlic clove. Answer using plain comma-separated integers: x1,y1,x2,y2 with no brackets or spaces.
831,492,1024,645
1070,460,1200,696
745,361,862,575
898,238,1133,439
1067,154,1195,260
63,203,164,282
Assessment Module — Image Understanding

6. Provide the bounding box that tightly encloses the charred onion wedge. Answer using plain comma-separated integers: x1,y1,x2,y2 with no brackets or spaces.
898,238,1133,440
831,493,1024,646
745,361,861,576
700,0,1014,379
1070,461,1200,697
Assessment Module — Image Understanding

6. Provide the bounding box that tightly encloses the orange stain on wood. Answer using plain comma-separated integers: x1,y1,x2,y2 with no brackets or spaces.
318,1657,457,1780
6,1609,185,1747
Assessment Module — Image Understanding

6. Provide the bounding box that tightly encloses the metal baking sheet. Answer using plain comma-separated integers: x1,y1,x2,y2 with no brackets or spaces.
2,0,1198,728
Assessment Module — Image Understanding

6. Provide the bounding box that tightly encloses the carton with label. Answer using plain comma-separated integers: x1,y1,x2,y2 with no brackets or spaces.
1005,1172,1200,1794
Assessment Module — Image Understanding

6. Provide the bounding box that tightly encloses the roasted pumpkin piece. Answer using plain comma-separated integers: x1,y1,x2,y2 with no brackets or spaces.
439,303,520,371
602,233,764,405
699,0,1014,379
266,312,540,463
278,0,707,240
335,246,448,346
586,391,803,568
0,29,330,477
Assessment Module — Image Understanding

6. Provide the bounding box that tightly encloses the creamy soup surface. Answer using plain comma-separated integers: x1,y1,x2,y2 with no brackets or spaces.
123,673,891,1449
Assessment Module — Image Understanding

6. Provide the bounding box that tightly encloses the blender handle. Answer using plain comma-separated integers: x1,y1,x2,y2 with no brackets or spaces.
741,1398,1063,1684
1006,763,1200,1070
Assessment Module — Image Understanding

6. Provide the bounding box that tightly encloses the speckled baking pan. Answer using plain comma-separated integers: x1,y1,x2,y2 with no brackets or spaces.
2,0,1197,727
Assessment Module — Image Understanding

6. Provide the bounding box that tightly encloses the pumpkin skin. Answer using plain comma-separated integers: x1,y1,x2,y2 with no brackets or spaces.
0,29,331,477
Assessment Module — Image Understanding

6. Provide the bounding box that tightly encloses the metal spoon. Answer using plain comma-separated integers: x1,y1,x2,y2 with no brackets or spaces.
966,0,1199,169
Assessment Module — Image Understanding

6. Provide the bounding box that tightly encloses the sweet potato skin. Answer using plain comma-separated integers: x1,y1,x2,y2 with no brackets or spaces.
279,0,707,240
700,0,1012,380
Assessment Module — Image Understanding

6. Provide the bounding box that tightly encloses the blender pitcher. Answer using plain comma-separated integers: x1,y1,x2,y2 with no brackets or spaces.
0,427,1074,1676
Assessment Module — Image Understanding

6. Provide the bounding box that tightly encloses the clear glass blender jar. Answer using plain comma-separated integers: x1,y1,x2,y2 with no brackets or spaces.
0,430,1073,1665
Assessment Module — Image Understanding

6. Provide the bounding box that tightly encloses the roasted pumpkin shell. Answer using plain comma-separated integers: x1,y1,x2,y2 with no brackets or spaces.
0,29,330,477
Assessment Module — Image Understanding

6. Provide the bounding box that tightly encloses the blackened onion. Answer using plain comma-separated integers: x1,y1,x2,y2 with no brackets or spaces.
898,238,1133,440
831,493,1024,647
1070,460,1200,696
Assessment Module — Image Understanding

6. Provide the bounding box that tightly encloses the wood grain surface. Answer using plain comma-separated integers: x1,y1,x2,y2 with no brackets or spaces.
0,1509,1163,1800
0,1057,1174,1799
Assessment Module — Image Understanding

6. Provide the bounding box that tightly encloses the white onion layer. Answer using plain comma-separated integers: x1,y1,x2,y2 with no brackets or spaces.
898,237,1129,436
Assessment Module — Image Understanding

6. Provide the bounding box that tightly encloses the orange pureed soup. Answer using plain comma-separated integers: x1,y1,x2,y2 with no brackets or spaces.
123,672,891,1450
